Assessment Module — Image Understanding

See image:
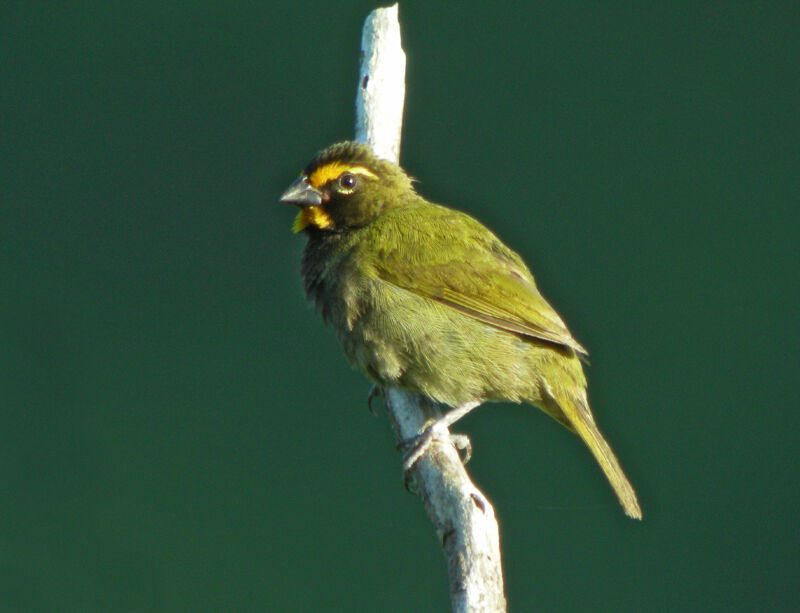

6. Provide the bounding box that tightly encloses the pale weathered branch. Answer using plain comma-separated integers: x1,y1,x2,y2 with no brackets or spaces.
353,6,506,612
355,4,406,162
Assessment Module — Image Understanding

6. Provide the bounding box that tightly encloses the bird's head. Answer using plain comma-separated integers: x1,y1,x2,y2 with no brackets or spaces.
280,141,414,233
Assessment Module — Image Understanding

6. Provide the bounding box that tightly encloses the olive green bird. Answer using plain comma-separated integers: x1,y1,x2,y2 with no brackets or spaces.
281,141,641,519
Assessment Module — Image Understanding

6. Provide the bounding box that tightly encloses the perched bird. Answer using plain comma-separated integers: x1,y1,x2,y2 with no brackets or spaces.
281,141,641,519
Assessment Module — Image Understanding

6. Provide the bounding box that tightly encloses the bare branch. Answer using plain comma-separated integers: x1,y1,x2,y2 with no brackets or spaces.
355,4,405,162
354,6,506,612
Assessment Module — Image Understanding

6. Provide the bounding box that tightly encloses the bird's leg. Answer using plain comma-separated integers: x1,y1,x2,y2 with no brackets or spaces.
400,400,482,474
366,384,383,416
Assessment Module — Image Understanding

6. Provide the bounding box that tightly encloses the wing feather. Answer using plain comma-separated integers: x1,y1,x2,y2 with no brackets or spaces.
369,204,588,355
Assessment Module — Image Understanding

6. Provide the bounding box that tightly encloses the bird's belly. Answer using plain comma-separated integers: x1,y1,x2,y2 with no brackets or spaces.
337,280,541,407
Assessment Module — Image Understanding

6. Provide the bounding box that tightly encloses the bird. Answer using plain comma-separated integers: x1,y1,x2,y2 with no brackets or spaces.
280,141,642,519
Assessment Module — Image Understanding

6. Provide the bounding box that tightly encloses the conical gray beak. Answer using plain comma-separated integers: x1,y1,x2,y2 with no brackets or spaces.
280,176,323,207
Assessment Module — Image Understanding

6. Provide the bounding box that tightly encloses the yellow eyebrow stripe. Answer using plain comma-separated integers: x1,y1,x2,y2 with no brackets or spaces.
307,162,377,188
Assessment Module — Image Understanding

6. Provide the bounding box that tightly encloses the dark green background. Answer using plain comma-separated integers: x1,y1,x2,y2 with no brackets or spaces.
2,2,797,611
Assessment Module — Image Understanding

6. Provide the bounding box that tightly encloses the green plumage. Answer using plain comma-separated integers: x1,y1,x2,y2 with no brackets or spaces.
283,142,641,519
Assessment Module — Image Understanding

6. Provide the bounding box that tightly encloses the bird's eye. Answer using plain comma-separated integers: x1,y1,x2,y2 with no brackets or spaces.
338,173,358,192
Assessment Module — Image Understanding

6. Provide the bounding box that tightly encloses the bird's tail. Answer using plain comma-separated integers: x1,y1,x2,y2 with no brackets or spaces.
552,392,642,519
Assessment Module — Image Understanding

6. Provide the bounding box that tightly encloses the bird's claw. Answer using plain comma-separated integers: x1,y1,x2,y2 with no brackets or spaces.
366,384,383,416
450,433,472,464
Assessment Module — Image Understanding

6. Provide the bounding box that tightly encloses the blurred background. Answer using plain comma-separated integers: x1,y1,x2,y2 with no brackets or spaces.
2,2,797,611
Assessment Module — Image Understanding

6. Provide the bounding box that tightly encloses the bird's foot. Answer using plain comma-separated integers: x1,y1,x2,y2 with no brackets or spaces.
366,384,383,416
398,423,472,492
450,432,472,464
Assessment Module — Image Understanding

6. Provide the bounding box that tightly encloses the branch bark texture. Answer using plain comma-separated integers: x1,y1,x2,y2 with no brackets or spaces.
353,6,506,612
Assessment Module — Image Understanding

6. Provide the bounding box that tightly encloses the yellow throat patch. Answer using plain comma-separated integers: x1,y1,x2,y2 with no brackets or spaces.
293,206,333,233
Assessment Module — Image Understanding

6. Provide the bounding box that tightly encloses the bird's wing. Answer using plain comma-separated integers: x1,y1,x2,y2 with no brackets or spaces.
370,205,588,355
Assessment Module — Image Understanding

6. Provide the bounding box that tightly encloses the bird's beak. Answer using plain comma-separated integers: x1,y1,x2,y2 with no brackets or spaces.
280,176,323,207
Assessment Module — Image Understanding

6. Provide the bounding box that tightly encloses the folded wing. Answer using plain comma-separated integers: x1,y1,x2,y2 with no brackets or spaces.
372,205,588,356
